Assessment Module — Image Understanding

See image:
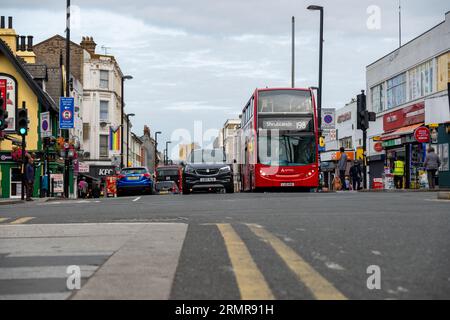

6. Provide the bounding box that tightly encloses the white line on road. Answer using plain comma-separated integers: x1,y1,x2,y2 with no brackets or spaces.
132,197,141,202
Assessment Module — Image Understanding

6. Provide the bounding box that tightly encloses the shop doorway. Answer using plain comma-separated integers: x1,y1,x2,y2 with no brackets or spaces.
10,167,22,198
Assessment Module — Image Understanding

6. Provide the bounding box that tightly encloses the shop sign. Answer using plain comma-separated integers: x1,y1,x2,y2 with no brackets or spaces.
78,162,89,173
337,111,351,124
88,165,115,179
374,142,383,152
383,102,424,131
0,153,13,162
382,138,402,148
414,126,430,143
0,74,17,132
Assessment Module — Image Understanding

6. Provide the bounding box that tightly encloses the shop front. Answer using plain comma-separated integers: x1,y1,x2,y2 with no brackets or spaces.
379,102,429,189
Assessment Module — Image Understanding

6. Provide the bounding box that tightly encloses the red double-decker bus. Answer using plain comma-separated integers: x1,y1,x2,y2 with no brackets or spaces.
239,88,319,191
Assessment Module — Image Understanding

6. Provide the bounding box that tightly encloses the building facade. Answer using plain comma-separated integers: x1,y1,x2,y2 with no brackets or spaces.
0,17,59,198
366,11,450,188
140,125,157,173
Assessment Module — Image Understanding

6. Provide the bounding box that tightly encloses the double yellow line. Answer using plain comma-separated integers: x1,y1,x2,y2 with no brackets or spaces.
217,223,347,300
0,217,35,224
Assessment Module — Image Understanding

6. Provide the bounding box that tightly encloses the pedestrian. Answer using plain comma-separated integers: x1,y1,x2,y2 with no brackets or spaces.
349,160,362,191
392,156,405,189
24,154,35,201
78,177,88,198
337,147,348,190
424,147,441,189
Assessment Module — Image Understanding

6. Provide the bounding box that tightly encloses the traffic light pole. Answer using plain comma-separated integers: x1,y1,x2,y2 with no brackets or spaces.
21,134,26,200
362,129,367,190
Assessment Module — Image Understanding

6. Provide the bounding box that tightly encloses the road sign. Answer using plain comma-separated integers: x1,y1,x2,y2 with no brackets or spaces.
59,97,74,129
41,111,51,138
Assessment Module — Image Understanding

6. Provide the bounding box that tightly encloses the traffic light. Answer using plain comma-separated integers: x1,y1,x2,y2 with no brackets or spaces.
0,93,8,131
17,108,28,135
356,91,367,130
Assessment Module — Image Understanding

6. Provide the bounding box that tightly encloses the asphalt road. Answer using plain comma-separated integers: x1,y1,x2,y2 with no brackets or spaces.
0,191,449,300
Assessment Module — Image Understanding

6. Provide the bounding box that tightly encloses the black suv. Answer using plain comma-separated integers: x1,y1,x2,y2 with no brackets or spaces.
182,149,234,194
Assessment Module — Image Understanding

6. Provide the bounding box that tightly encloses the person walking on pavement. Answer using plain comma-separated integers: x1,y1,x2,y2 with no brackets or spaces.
78,177,88,198
350,160,362,191
393,156,405,189
424,147,441,189
338,147,348,190
24,153,35,201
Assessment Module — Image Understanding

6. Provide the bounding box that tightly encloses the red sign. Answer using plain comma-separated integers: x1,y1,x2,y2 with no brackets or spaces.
383,102,424,131
374,142,383,152
414,126,430,143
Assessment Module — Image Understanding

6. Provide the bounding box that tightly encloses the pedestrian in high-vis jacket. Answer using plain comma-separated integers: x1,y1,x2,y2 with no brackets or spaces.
424,147,441,189
392,156,405,189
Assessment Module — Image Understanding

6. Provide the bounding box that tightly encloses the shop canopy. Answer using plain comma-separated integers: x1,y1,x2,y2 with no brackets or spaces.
381,123,424,140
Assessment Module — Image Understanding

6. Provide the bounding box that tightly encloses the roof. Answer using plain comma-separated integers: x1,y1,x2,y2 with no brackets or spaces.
0,39,57,112
22,63,47,79
33,34,83,50
366,17,446,68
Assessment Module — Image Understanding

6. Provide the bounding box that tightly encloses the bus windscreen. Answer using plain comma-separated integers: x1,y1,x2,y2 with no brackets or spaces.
258,90,312,114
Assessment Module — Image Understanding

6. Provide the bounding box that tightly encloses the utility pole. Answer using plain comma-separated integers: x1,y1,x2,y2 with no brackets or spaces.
291,16,295,88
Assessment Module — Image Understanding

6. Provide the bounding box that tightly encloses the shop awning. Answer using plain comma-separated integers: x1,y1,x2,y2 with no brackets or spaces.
381,123,423,140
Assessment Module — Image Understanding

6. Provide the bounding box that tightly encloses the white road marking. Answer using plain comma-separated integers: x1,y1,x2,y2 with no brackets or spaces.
132,197,141,202
0,265,98,280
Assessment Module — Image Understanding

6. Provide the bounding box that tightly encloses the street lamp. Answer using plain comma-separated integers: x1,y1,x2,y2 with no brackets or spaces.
120,75,133,169
155,131,161,170
165,141,171,165
126,113,135,167
307,5,324,134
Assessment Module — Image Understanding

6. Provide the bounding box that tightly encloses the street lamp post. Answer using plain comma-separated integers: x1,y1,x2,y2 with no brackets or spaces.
165,141,171,165
125,113,135,167
307,5,324,134
120,75,133,169
155,131,161,171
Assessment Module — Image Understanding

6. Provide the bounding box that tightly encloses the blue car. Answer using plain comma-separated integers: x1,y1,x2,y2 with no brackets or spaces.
116,167,154,196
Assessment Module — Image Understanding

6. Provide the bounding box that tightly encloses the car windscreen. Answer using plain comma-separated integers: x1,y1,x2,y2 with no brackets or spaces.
121,168,147,174
157,169,179,176
188,149,226,164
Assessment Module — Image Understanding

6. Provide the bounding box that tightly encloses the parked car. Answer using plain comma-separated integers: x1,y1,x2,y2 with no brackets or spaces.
116,167,154,196
182,148,234,194
155,181,180,195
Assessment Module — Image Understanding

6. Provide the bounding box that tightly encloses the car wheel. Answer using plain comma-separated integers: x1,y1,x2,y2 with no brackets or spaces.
226,186,234,194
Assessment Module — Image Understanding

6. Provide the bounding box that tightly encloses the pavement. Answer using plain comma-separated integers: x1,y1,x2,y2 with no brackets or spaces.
0,191,449,299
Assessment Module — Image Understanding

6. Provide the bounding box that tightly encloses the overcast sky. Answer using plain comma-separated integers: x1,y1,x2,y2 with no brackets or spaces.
1,0,448,155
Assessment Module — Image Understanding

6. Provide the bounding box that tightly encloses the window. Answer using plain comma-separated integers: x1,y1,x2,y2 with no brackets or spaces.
99,135,109,158
371,83,384,113
258,90,312,113
386,73,406,109
100,70,109,89
409,60,434,100
339,137,353,149
99,100,109,121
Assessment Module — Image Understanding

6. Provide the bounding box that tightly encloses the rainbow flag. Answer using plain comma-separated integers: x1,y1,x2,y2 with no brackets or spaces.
109,127,121,151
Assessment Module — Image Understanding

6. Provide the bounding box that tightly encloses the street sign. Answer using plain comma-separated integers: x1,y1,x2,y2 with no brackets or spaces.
59,97,74,129
40,111,51,138
321,108,335,130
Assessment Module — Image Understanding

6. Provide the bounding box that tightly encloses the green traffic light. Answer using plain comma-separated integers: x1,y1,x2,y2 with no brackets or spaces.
19,128,27,135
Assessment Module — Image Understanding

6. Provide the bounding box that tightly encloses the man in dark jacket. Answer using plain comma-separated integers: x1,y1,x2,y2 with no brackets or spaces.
24,154,35,201
349,160,362,191
424,147,441,189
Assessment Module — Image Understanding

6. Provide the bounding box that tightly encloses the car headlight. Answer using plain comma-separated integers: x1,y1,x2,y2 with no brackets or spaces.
185,166,195,174
219,166,231,173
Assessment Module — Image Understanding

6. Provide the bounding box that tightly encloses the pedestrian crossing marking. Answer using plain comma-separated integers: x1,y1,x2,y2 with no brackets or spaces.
216,223,274,300
247,224,347,300
8,217,35,225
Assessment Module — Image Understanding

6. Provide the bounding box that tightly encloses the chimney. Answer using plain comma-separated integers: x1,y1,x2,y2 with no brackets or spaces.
80,36,96,55
27,35,33,51
20,35,26,51
0,16,18,54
